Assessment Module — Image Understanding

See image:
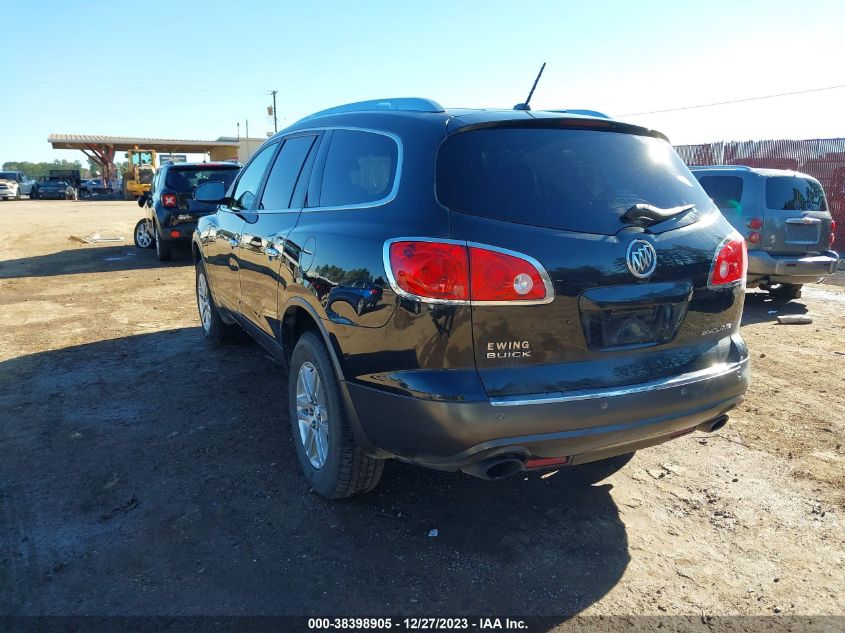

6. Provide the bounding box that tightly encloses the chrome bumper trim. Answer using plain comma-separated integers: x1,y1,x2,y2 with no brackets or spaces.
489,358,748,407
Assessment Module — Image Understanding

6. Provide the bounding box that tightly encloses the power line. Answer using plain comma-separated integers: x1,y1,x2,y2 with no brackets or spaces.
619,83,845,117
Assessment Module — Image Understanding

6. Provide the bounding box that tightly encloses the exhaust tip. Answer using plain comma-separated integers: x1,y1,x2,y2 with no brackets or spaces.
462,456,525,480
697,414,729,433
485,458,524,480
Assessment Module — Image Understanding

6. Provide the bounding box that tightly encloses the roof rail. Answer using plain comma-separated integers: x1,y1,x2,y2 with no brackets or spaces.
544,109,611,119
300,98,445,121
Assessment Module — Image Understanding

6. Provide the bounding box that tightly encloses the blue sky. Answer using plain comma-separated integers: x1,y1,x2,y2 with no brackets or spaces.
2,0,843,163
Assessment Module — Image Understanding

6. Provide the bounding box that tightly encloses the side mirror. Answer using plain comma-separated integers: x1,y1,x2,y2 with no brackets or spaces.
194,181,227,204
136,193,148,207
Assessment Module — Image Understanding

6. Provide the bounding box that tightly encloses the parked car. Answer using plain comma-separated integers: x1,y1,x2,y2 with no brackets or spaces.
80,178,106,196
31,178,74,200
192,98,750,499
135,161,241,260
692,166,839,299
326,279,384,316
0,170,34,199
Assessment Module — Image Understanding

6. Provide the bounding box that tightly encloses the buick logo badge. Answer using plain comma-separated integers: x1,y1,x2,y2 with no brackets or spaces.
626,240,657,279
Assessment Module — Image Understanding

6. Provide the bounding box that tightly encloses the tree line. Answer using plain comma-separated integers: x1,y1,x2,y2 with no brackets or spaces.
2,159,92,180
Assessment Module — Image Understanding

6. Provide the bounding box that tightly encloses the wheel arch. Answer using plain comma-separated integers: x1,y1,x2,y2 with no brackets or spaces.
281,298,345,381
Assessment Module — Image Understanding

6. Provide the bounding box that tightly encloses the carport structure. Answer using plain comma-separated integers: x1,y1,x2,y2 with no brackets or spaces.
47,134,248,183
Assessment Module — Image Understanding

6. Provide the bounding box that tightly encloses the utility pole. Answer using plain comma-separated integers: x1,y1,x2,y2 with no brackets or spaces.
270,90,278,133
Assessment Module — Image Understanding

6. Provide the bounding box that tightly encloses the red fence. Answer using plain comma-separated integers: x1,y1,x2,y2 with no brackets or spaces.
675,138,845,251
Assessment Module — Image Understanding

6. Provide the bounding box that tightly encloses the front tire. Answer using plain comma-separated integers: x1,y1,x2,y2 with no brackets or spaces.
289,332,383,498
134,219,155,249
195,260,241,343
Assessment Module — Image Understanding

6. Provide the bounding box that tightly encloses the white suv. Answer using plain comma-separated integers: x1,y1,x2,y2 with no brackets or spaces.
0,171,34,200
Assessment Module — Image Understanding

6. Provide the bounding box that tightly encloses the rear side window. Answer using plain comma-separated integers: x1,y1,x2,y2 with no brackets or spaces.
165,167,239,193
319,130,398,207
436,127,715,235
766,176,827,211
698,176,744,211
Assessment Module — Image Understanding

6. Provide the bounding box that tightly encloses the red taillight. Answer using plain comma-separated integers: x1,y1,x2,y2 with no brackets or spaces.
830,220,837,247
468,245,547,302
748,231,761,244
709,235,747,288
386,240,552,304
749,217,763,230
170,230,181,238
162,193,177,207
388,241,469,301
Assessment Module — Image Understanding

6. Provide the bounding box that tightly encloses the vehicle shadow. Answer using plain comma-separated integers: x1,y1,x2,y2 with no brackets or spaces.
741,289,809,326
0,244,191,279
0,329,629,620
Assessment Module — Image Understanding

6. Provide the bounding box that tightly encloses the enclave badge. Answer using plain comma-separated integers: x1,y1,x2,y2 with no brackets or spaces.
626,239,657,279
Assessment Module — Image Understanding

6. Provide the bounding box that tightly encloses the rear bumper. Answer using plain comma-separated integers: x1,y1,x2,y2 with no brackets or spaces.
159,222,197,242
747,249,839,284
345,356,750,471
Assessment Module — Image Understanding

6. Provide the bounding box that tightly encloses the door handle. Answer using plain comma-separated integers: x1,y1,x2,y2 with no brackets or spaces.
228,237,239,248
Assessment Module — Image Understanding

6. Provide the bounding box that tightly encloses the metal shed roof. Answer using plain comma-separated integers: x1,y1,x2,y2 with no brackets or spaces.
48,134,243,152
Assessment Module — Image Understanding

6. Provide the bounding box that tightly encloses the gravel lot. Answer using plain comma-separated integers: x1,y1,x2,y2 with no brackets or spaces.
1,200,843,622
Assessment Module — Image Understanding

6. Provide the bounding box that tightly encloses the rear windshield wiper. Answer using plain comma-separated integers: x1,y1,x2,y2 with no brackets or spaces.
621,203,696,227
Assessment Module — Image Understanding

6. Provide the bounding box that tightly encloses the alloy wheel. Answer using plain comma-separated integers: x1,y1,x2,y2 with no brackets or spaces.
136,222,152,248
196,271,212,332
296,361,329,469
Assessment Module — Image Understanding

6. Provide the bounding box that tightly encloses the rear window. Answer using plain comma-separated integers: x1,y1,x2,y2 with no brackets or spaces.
436,127,715,234
765,176,827,211
165,167,239,193
698,176,744,211
319,130,398,207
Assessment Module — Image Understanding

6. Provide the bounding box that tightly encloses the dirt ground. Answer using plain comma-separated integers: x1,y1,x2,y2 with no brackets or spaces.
1,199,843,624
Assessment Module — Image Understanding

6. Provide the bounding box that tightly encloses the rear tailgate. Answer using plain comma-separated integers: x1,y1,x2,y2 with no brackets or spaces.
437,123,746,398
762,174,831,254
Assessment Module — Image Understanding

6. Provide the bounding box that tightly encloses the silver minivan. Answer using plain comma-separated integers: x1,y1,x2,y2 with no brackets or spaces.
692,166,839,299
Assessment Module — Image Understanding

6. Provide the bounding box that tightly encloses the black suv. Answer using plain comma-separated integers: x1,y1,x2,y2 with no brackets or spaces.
192,98,750,498
136,161,241,260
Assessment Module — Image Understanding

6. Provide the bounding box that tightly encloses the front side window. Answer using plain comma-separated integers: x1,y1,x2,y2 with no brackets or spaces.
260,136,317,210
766,176,827,211
698,175,744,212
230,144,277,211
319,130,398,207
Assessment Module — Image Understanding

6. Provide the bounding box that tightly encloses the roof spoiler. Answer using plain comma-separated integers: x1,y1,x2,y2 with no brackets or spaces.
544,109,611,119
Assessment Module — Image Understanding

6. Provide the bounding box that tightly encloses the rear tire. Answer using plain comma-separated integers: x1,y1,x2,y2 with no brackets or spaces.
289,332,383,498
195,260,241,343
155,226,172,261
